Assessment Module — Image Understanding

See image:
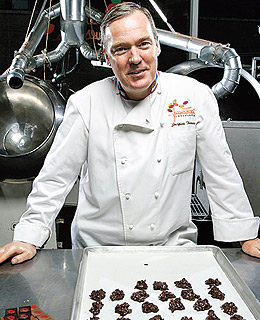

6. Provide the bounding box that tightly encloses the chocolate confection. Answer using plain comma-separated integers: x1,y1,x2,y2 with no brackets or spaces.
153,281,168,291
168,297,185,313
90,317,99,320
208,286,225,300
181,288,200,301
158,291,176,301
18,307,31,316
4,316,18,320
180,317,193,320
110,289,125,301
116,318,131,320
89,289,106,301
193,298,212,311
174,278,192,289
142,301,159,313
89,301,104,315
221,302,238,315
131,290,149,302
206,310,220,320
135,280,148,290
18,314,30,319
115,302,132,316
230,315,245,320
5,309,17,317
205,278,222,288
149,316,164,320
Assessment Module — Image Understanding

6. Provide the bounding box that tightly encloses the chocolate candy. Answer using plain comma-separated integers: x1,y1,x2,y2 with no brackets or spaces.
89,301,104,315
168,297,185,313
193,298,211,311
205,278,221,288
153,281,168,291
181,288,200,301
131,290,149,302
208,286,225,300
221,302,238,315
230,315,245,320
89,289,106,301
206,309,220,320
5,309,17,316
110,289,125,301
4,315,18,320
115,302,132,316
158,291,175,301
174,278,192,289
149,315,164,320
134,280,148,290
142,301,159,313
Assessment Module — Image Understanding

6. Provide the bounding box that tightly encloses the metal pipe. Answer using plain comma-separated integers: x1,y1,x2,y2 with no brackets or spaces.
7,3,60,89
84,5,104,24
157,29,242,99
7,0,101,89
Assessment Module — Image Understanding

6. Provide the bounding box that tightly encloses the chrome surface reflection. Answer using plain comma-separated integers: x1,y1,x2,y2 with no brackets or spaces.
0,75,65,181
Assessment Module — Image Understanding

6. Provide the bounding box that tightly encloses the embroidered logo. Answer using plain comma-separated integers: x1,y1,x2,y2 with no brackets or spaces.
167,99,195,125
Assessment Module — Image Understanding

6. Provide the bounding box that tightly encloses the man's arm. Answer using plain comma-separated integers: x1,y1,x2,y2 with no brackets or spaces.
0,241,36,264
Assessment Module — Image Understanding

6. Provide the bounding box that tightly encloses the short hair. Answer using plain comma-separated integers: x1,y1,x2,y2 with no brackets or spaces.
100,2,157,51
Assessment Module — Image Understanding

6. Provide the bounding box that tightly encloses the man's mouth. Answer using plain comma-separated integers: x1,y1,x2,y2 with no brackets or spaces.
128,69,146,75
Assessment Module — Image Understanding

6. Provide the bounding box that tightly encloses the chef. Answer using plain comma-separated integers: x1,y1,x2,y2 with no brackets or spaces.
0,2,259,265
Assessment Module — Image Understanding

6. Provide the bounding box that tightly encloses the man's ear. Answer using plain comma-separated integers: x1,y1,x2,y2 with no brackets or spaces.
104,48,111,66
156,36,161,57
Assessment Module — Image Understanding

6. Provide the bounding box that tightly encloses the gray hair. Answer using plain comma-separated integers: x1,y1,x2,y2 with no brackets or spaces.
100,2,157,51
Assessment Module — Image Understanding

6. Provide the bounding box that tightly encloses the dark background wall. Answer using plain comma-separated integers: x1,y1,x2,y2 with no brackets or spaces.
0,0,260,113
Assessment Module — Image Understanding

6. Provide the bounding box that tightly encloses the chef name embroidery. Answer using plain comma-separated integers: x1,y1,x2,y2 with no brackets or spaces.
167,99,195,127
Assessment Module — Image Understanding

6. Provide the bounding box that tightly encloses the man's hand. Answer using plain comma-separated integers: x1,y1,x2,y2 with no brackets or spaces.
0,241,36,265
240,238,260,258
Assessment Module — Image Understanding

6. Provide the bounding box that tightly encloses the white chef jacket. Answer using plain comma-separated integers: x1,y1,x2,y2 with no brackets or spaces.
14,72,259,248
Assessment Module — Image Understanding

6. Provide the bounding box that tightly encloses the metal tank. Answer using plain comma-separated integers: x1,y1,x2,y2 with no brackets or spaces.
0,75,65,181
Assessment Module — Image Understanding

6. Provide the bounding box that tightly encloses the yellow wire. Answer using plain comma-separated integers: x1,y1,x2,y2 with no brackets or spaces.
25,0,38,39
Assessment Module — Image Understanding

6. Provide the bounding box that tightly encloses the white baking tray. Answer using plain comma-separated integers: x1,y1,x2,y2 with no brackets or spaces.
70,246,260,320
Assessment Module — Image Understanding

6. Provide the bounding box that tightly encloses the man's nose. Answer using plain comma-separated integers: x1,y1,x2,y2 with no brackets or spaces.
129,47,141,64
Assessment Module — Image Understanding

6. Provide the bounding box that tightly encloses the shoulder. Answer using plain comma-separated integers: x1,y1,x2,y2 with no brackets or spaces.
70,76,117,103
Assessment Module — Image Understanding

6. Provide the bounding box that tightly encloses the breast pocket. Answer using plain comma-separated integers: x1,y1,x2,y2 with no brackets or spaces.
167,130,196,176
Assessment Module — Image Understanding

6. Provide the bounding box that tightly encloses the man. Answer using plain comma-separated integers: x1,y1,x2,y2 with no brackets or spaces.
0,2,259,265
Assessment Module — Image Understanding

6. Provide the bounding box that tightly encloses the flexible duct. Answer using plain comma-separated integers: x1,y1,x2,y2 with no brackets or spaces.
157,29,242,99
7,0,102,89
7,3,60,89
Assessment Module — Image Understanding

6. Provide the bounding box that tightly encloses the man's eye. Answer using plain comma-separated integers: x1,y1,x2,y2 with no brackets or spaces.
113,47,128,55
139,42,151,48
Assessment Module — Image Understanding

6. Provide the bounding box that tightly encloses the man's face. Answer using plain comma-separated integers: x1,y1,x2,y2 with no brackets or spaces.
104,10,161,100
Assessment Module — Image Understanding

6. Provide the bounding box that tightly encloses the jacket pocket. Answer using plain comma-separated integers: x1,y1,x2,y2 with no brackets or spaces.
167,130,196,176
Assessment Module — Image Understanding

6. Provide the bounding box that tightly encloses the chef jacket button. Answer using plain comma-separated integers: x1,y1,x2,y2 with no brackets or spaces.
150,223,155,230
160,122,164,127
129,224,134,230
125,193,131,200
154,192,159,199
157,158,161,163
121,158,126,165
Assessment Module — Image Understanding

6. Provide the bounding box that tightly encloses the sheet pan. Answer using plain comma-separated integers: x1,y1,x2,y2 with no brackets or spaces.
70,245,260,320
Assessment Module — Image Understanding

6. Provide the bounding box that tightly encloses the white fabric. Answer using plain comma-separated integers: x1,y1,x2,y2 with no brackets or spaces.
14,72,259,248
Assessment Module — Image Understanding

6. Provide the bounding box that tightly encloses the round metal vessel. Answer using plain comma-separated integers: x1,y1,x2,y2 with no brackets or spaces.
0,75,65,181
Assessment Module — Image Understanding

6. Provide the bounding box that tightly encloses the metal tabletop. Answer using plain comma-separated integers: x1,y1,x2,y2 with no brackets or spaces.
0,248,259,319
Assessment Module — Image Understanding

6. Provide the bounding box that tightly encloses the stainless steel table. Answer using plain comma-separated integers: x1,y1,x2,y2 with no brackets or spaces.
0,248,259,319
